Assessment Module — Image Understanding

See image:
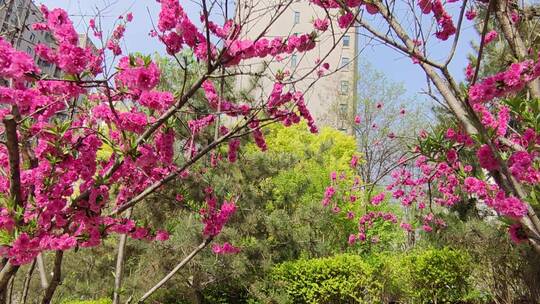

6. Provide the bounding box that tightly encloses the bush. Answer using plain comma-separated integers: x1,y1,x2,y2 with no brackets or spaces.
267,249,474,304
408,248,472,303
271,254,381,303
365,253,412,303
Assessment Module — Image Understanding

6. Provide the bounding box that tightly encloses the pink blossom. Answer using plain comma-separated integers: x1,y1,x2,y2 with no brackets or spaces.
508,151,540,184
348,234,356,245
511,11,520,24
313,18,329,31
212,242,240,254
465,63,474,81
139,91,174,111
371,192,385,205
466,9,477,20
0,38,40,80
509,224,527,244
350,155,359,168
155,230,170,241
477,144,499,171
469,59,540,103
400,222,412,232
337,12,354,28
0,208,15,231
490,195,528,218
227,139,241,163
116,56,161,92
483,30,498,45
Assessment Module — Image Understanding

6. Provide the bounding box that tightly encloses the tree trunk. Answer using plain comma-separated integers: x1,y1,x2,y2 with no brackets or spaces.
41,251,63,304
113,208,133,304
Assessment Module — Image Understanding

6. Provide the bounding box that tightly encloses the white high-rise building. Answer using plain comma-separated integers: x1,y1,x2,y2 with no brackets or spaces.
236,0,358,134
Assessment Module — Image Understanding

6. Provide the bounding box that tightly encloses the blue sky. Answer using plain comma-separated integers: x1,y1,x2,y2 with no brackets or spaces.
38,0,480,99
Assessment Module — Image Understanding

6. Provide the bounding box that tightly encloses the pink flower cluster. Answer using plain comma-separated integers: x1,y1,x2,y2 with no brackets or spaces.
509,223,527,244
508,151,540,184
476,144,499,171
0,38,39,83
33,7,103,76
469,59,540,103
227,139,241,163
200,190,237,237
138,91,175,111
222,33,316,67
188,114,216,135
313,18,329,31
483,30,498,45
265,84,318,133
115,56,161,92
417,0,456,40
465,177,528,218
350,211,398,244
156,0,208,58
212,242,240,254
249,120,267,151
370,192,385,205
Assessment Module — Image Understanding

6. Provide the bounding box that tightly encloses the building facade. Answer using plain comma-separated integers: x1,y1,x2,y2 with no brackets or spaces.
0,0,62,77
236,0,358,134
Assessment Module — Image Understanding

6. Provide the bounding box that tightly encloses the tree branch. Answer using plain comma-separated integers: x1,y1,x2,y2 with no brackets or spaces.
3,115,23,209
137,238,213,303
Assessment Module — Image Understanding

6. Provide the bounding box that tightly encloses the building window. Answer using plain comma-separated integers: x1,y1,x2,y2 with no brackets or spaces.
291,54,298,68
294,11,300,24
338,104,348,131
343,35,350,47
340,81,349,94
26,46,32,55
29,33,35,42
340,57,350,69
339,103,348,117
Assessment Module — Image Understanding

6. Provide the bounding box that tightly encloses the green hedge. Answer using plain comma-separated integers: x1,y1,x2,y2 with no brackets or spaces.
271,254,381,303
270,248,473,304
408,248,472,303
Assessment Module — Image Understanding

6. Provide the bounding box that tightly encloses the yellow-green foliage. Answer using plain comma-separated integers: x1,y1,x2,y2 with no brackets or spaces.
261,123,357,172
246,123,358,210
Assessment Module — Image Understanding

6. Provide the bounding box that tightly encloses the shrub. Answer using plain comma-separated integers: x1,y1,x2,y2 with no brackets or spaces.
365,253,412,303
271,254,381,303
408,248,472,303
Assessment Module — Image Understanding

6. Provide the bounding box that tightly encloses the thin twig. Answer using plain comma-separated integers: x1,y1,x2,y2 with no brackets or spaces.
471,0,495,86
137,238,213,303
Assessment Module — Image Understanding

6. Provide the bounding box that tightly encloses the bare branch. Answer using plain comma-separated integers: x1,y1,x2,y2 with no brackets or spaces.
137,238,213,303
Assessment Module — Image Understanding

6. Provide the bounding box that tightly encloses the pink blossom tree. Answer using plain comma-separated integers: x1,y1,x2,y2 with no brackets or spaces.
0,0,361,302
321,0,540,255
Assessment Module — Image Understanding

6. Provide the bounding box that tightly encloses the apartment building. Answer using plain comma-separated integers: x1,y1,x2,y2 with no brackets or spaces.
0,0,96,79
236,0,358,134
0,0,63,77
